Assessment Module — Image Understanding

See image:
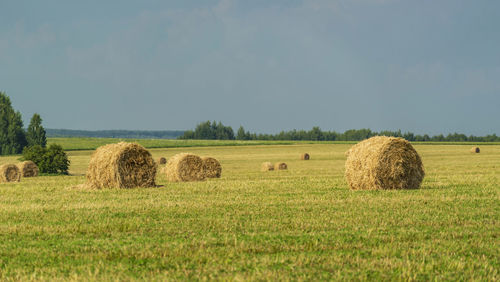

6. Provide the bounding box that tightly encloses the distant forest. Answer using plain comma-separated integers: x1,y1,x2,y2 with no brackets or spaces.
179,121,500,142
46,129,185,139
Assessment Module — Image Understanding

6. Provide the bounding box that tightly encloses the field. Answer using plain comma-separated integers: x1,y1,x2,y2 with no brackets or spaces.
0,141,498,280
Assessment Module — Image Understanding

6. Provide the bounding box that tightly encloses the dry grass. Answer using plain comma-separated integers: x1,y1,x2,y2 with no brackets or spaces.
202,157,222,178
17,161,39,177
0,164,21,182
345,136,425,190
165,153,205,182
85,142,156,189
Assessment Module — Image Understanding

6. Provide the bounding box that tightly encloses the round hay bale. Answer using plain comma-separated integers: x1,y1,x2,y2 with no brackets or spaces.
0,164,21,183
202,157,222,178
86,142,156,189
300,153,310,160
17,161,39,177
261,162,274,172
345,136,425,190
470,147,480,153
158,157,167,164
274,162,288,170
165,153,205,182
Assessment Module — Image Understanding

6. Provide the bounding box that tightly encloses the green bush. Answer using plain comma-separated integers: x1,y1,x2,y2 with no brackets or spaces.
22,144,70,174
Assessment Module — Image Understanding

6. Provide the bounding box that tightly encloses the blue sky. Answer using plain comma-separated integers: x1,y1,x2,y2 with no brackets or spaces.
1,0,499,134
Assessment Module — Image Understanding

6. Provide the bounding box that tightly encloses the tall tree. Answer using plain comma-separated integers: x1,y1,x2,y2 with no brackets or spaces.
0,92,27,155
26,113,47,147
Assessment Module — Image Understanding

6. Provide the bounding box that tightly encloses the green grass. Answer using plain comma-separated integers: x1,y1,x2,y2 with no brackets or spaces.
0,144,498,280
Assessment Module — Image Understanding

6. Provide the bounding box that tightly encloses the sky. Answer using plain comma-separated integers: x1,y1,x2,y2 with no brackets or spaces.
1,0,499,135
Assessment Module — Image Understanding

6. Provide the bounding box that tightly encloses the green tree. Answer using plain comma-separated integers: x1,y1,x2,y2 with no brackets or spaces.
26,113,47,147
22,144,70,174
0,92,27,155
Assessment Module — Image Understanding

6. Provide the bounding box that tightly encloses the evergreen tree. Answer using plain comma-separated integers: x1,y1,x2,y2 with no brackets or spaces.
26,113,47,147
0,92,27,155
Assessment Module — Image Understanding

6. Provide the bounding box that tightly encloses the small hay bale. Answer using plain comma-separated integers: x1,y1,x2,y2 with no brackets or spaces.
17,161,39,177
300,153,310,160
0,164,21,183
345,136,425,190
86,142,156,189
274,162,288,170
470,147,480,153
158,157,167,164
202,157,222,178
261,162,274,171
165,153,205,182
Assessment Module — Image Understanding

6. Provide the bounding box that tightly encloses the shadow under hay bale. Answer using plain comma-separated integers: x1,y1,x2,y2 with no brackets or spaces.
17,161,39,177
202,157,222,178
165,153,205,182
261,162,274,172
301,153,310,160
0,164,21,183
274,162,288,170
470,147,480,153
345,136,425,190
85,142,156,189
158,157,167,165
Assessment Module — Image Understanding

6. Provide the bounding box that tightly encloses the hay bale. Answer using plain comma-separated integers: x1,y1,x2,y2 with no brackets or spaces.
274,162,288,170
158,157,167,164
202,157,222,178
470,147,480,153
17,161,39,177
345,136,425,190
165,153,205,182
85,142,156,189
261,162,274,171
300,153,310,160
0,164,21,183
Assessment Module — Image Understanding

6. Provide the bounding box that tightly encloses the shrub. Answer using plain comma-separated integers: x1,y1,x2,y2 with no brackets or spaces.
22,144,70,174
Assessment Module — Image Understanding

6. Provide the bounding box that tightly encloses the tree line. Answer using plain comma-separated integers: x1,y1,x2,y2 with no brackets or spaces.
179,121,500,142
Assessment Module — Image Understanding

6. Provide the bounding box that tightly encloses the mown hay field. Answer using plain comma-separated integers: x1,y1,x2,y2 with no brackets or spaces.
0,143,498,280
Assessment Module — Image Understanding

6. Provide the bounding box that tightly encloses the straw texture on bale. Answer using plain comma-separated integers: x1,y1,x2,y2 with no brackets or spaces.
202,157,222,178
165,153,205,182
158,157,167,164
345,136,425,190
86,142,156,189
470,147,480,153
261,162,274,171
0,164,21,183
301,153,310,160
274,162,288,170
17,161,39,177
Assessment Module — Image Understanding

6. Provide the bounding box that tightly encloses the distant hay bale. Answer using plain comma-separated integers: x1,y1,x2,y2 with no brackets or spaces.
17,161,39,177
165,153,205,182
0,164,21,183
345,136,425,190
158,157,167,164
470,147,480,153
85,142,156,189
300,153,310,160
261,162,274,171
202,157,222,178
274,162,288,170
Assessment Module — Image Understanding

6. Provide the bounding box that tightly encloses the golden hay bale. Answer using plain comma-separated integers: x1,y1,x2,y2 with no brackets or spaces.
165,153,205,182
158,157,167,164
0,164,21,183
345,136,425,190
261,162,274,171
17,161,39,177
202,157,222,178
300,153,310,160
274,162,288,170
85,142,156,189
470,147,480,153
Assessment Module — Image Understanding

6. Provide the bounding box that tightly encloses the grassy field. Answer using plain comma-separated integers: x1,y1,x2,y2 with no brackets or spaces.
0,143,498,280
